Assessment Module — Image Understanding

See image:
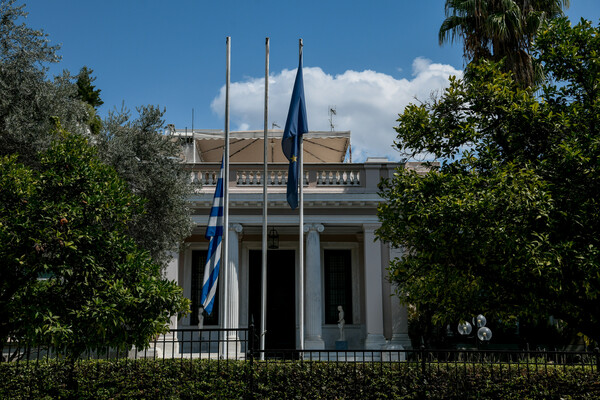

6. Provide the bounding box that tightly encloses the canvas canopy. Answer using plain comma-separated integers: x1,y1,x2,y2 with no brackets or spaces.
175,130,350,163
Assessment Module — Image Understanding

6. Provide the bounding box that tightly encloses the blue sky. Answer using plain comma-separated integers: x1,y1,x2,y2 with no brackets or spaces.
24,0,600,161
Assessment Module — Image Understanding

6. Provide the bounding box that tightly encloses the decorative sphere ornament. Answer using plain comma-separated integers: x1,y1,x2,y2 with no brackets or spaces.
473,314,487,328
457,321,472,335
477,327,492,341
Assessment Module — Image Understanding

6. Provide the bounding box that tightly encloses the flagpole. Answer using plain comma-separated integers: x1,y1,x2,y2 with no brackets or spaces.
298,38,305,352
260,37,269,360
222,37,230,345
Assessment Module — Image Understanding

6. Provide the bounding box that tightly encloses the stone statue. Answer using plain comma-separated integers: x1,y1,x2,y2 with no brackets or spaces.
337,305,345,341
198,305,205,329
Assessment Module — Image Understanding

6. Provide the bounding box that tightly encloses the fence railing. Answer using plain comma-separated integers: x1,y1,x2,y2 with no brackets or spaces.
252,347,600,372
1,328,250,363
3,327,600,375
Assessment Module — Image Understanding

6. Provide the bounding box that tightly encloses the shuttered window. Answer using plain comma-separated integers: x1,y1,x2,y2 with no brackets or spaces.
324,250,352,324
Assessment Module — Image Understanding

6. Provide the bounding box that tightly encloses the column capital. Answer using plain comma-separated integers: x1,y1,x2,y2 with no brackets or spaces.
362,223,381,234
229,223,243,233
303,223,324,233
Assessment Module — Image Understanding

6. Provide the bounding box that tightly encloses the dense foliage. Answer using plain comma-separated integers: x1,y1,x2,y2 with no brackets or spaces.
378,18,600,344
0,124,189,357
0,358,598,399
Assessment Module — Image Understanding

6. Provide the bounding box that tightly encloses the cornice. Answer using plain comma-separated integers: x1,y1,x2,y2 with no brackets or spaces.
189,193,382,209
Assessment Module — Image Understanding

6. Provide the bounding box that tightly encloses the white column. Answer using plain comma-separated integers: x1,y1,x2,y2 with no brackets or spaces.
382,287,411,361
389,291,411,346
387,247,412,350
304,223,325,349
157,251,180,357
363,224,386,349
223,223,242,357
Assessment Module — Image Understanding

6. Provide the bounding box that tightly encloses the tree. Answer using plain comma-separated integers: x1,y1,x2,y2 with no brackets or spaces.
76,66,103,110
0,122,189,358
99,105,193,266
0,0,89,163
76,66,104,135
378,18,600,345
439,0,568,86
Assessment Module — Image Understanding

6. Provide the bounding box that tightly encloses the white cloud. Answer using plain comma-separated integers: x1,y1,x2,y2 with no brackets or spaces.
210,57,462,162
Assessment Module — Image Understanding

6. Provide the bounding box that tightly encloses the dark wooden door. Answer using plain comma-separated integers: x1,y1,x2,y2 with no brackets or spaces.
248,250,296,349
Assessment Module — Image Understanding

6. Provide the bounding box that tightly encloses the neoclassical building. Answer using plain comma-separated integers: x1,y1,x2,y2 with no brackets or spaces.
163,128,414,352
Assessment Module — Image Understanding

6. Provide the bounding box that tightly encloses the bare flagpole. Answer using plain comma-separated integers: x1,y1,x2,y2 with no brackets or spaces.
260,37,269,360
298,38,305,352
222,37,230,353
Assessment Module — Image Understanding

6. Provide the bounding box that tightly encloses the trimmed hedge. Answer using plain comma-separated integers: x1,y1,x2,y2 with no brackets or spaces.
0,359,598,399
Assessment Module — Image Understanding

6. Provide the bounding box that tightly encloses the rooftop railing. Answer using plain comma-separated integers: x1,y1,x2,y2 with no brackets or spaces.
186,161,403,194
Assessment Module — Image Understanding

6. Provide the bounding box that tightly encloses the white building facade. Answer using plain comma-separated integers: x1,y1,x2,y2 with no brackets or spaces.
164,129,413,352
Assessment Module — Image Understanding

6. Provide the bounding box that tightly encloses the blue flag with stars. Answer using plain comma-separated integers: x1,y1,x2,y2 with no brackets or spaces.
281,52,309,209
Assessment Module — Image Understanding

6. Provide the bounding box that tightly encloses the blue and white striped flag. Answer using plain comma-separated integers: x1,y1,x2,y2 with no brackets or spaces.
201,158,224,315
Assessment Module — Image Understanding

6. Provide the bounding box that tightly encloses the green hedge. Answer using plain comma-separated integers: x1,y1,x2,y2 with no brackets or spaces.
0,359,598,399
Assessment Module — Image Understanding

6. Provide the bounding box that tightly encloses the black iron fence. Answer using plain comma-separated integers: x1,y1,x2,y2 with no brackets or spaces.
1,328,250,363
2,326,600,374
254,347,600,374
3,328,600,399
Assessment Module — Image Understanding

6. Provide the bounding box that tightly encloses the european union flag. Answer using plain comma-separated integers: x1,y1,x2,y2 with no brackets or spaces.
281,52,309,209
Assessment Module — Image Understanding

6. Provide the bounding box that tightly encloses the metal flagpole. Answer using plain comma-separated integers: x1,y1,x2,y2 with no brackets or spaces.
222,37,230,350
192,109,196,164
298,38,305,352
260,37,269,360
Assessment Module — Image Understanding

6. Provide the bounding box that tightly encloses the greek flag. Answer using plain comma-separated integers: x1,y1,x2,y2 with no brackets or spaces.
281,51,308,209
201,158,224,315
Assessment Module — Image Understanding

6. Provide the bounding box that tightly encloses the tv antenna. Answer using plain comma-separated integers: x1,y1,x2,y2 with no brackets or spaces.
328,106,336,131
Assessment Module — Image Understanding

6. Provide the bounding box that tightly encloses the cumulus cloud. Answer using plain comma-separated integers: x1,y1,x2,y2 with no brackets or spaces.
210,57,462,161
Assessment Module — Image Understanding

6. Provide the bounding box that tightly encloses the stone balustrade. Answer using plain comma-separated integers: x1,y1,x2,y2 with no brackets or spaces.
188,164,366,188
185,161,408,194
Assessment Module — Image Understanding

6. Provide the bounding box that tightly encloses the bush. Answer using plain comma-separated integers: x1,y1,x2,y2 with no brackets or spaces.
0,359,598,399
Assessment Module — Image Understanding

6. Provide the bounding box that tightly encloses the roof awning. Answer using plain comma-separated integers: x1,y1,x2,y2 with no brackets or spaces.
179,130,350,163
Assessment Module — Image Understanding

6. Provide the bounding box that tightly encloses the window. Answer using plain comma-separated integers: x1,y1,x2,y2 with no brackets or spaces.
191,250,219,325
324,249,353,324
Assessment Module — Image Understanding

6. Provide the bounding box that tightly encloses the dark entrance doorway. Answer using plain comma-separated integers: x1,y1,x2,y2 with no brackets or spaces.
248,250,296,350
